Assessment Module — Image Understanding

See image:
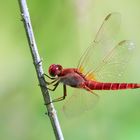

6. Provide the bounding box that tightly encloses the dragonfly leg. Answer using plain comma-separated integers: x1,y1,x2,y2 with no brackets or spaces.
51,84,67,103
47,82,59,91
44,85,67,105
38,79,58,89
42,73,59,86
46,79,58,85
43,73,56,80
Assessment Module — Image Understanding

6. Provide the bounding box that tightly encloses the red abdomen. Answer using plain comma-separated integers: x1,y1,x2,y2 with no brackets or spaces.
85,81,140,90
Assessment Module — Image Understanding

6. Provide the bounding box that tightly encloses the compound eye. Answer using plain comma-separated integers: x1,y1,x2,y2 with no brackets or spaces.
49,69,56,77
55,64,63,76
48,64,57,77
57,65,62,71
48,64,63,77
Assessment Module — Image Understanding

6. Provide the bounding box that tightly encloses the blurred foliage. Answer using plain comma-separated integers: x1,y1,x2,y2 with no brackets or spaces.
1,0,140,140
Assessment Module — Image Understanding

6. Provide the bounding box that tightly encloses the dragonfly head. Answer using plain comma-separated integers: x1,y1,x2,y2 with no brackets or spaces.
48,64,63,77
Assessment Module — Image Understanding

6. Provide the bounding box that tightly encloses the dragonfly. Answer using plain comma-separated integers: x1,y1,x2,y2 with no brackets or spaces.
45,13,140,116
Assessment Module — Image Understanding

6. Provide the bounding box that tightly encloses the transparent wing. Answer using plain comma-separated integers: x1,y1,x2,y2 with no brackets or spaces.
62,89,99,118
89,40,135,82
77,13,121,80
94,12,121,44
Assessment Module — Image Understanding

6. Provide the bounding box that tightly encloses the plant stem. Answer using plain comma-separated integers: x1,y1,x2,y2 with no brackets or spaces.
18,0,64,140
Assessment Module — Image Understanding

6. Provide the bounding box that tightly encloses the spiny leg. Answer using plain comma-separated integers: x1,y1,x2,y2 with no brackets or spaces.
38,78,58,89
47,82,59,91
46,79,58,85
43,73,56,80
42,73,59,86
44,84,67,105
52,84,67,103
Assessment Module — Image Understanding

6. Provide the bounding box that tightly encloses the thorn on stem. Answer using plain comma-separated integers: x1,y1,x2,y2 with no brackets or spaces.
20,18,24,21
45,112,48,116
44,102,52,106
33,59,42,66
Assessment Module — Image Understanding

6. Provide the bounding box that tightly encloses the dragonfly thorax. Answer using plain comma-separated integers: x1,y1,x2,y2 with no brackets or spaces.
48,64,63,77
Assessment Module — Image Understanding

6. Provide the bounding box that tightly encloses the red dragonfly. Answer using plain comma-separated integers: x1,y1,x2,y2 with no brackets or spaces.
46,13,140,116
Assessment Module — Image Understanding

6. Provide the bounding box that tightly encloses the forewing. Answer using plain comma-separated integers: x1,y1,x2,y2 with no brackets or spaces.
77,13,121,80
62,89,99,118
94,12,121,44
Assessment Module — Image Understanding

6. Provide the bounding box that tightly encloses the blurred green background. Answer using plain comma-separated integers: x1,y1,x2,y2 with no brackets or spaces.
1,0,140,140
